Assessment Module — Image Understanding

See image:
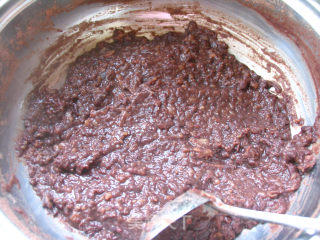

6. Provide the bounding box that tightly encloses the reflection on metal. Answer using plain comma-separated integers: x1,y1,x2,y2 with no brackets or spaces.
0,0,36,32
283,0,320,33
0,0,10,8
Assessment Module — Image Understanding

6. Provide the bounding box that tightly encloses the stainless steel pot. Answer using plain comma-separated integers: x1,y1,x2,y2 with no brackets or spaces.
0,0,319,239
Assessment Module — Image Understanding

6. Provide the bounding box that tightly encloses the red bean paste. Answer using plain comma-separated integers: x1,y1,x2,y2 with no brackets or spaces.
17,22,317,240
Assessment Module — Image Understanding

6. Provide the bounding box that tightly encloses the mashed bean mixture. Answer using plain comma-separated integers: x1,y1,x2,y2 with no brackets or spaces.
18,22,317,239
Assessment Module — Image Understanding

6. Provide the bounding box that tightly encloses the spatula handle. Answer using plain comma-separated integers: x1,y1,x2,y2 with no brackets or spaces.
209,199,320,233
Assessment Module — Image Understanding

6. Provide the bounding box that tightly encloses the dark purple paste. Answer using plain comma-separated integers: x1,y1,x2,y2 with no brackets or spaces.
17,22,317,240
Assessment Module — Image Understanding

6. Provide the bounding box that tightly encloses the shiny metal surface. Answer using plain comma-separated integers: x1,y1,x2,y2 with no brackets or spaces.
140,190,212,240
0,0,319,240
140,190,320,240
